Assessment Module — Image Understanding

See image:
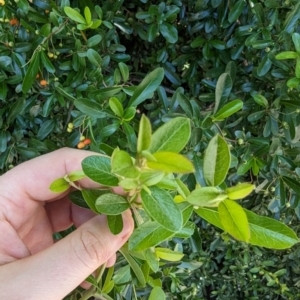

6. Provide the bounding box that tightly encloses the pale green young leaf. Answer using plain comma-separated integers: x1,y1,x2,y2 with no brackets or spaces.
118,62,129,82
128,220,174,251
82,155,119,186
128,68,164,107
119,178,139,190
137,115,152,153
175,178,190,198
109,97,124,118
226,183,255,200
67,170,86,182
213,99,243,121
218,200,250,242
107,214,123,235
90,19,102,29
49,177,69,193
149,117,191,153
293,32,300,53
141,186,182,232
111,149,139,178
186,187,228,207
140,170,165,186
275,51,298,60
179,202,193,226
149,287,165,300
95,193,129,215
147,152,195,173
84,6,91,24
203,135,231,186
155,248,184,262
64,7,86,24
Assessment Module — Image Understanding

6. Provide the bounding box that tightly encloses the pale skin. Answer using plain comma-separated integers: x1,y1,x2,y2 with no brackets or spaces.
0,148,134,300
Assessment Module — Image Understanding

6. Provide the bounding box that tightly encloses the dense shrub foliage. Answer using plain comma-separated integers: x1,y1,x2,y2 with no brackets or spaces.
1,0,300,299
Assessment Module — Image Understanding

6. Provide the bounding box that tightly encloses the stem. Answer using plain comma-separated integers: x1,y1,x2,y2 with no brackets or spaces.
80,30,88,42
96,262,107,283
79,286,96,300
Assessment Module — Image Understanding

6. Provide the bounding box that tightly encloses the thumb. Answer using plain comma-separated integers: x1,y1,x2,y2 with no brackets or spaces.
0,211,134,300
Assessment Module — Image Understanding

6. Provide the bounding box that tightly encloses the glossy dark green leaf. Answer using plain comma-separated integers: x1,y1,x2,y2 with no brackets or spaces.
40,51,55,73
87,49,102,67
82,189,108,213
128,68,164,107
228,0,245,23
87,34,102,47
160,22,178,43
74,98,106,118
37,119,55,140
69,190,90,209
282,176,300,194
22,51,41,93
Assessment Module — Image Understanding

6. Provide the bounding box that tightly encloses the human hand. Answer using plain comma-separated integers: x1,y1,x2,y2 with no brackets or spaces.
0,148,134,300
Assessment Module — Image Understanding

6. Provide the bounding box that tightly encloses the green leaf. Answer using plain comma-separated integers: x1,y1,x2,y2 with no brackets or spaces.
147,152,195,173
111,149,139,178
37,119,55,140
296,57,300,78
109,97,123,118
128,68,164,107
64,7,86,24
141,186,182,232
245,209,299,249
226,183,255,200
218,200,250,242
69,190,90,209
82,156,119,186
87,49,102,67
74,98,106,118
95,193,129,215
186,187,228,207
155,248,184,262
41,51,55,73
160,22,178,43
22,51,41,93
107,214,123,235
194,207,224,230
228,0,245,23
6,99,25,125
120,249,146,286
252,94,269,108
292,32,300,54
137,115,152,153
214,73,233,113
147,23,159,42
213,99,243,121
84,6,92,24
149,117,191,153
282,176,300,194
128,221,174,251
49,177,69,193
123,107,136,121
82,189,108,213
203,135,231,186
118,62,129,82
87,34,102,47
275,51,298,60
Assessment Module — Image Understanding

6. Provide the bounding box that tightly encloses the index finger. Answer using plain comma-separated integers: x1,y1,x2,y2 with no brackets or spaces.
0,148,101,202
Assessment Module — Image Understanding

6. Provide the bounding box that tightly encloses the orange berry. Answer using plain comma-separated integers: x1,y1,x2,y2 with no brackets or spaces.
9,18,19,26
40,79,47,86
83,138,91,145
77,141,85,149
